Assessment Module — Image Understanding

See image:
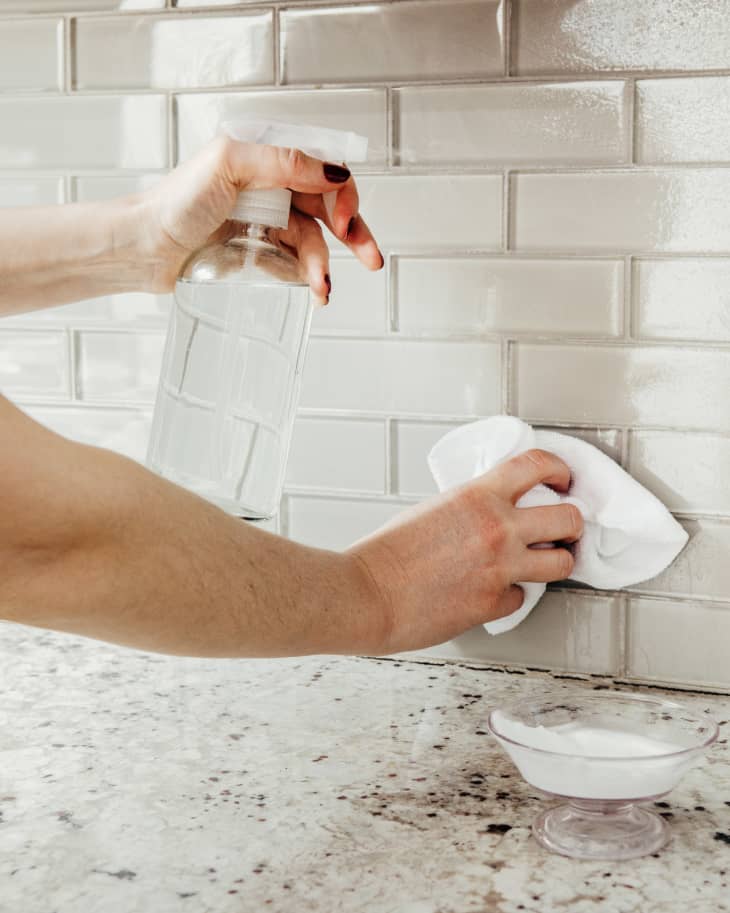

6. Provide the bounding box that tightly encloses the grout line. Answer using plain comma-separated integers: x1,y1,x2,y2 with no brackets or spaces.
68,329,79,401
386,86,396,169
273,6,281,87
167,93,176,168
616,594,629,678
502,0,512,78
62,16,73,94
387,254,399,333
619,427,630,469
501,339,513,414
626,78,637,164
622,255,633,339
385,417,395,495
278,495,290,538
502,170,511,251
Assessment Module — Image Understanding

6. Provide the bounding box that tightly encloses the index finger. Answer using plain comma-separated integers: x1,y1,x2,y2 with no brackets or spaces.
292,187,383,272
223,139,353,195
484,449,572,504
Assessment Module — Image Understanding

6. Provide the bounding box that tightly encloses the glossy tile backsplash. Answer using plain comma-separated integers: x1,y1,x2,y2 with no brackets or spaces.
1,0,730,691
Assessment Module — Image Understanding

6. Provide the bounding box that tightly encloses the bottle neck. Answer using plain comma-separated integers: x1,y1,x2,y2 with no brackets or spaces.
229,221,276,244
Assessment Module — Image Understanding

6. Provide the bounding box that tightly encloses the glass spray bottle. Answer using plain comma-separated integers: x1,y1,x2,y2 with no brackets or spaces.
146,119,368,519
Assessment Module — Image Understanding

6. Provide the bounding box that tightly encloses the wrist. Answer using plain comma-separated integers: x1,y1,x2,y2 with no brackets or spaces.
122,191,189,294
343,548,396,656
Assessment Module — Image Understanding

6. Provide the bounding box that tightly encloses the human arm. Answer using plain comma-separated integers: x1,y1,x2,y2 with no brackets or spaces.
0,136,382,317
0,396,580,657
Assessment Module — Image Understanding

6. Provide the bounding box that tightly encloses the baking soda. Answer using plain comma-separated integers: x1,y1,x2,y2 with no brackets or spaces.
492,713,693,800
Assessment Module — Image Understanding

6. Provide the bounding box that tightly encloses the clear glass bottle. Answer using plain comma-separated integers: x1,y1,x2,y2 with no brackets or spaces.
147,217,311,520
146,118,368,520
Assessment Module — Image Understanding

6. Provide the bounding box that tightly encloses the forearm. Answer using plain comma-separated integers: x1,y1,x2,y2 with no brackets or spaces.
0,196,160,316
0,400,382,657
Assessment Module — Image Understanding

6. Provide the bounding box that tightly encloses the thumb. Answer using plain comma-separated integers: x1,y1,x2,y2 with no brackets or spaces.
222,138,352,195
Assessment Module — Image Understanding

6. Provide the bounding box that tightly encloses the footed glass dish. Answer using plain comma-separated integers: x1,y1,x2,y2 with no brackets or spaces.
488,692,718,860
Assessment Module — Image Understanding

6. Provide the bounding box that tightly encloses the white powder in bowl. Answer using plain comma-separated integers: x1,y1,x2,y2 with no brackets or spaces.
491,713,695,800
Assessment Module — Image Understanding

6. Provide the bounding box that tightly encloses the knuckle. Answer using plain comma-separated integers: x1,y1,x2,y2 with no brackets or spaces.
566,503,583,537
558,548,574,579
483,516,509,553
282,145,307,179
212,132,234,167
522,448,552,471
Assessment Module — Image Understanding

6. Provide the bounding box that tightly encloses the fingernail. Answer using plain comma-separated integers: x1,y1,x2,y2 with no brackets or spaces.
323,163,350,183
324,273,331,296
378,250,385,269
346,216,357,241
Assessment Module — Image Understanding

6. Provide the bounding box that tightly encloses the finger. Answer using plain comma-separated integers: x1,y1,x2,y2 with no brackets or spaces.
222,138,353,195
516,503,583,546
279,212,330,301
345,213,384,271
485,449,572,504
292,191,383,271
518,546,574,584
292,181,360,241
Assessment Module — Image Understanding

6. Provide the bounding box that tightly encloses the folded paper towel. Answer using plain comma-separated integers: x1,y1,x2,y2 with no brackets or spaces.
428,416,688,635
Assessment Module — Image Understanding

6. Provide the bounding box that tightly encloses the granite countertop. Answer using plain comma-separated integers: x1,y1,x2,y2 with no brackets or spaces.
1,627,729,913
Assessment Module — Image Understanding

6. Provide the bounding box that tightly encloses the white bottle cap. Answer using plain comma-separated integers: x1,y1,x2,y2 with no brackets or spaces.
231,187,292,229
222,118,368,229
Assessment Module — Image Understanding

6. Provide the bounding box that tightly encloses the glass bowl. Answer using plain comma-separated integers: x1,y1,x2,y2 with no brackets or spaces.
488,692,718,860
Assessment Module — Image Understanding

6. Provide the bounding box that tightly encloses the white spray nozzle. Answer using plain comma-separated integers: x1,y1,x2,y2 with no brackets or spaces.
222,117,369,228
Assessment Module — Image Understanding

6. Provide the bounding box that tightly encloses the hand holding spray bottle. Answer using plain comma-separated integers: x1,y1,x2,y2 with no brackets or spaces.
146,119,368,519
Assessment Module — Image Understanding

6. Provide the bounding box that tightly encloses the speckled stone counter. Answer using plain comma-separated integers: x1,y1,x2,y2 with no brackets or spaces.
1,627,729,913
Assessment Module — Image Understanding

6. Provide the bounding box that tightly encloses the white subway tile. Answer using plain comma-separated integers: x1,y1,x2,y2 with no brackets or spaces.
627,596,730,688
287,496,403,550
25,405,151,462
74,12,273,91
0,330,69,399
406,591,622,676
0,1,162,8
311,257,387,336
397,82,627,165
286,417,386,493
3,294,171,330
73,174,161,201
77,331,164,403
281,0,503,85
637,77,730,164
511,171,730,253
354,175,502,251
394,421,621,498
634,259,730,343
394,420,459,497
631,518,730,603
512,0,730,74
301,338,501,417
0,96,167,169
514,343,730,431
629,430,730,515
0,176,63,207
176,89,387,166
0,18,61,92
537,426,623,463
396,257,622,337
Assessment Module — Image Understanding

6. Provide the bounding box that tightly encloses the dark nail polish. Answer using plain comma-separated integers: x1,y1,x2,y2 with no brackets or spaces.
378,251,385,269
346,216,357,240
324,274,331,295
323,162,351,183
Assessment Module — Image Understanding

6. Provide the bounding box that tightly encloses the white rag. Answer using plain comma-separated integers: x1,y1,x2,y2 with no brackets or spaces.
428,416,688,635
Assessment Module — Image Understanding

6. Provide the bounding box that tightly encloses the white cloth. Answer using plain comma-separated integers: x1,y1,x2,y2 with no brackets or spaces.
428,416,688,635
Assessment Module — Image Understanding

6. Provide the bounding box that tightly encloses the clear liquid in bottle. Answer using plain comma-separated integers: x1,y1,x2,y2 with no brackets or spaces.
147,222,311,520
